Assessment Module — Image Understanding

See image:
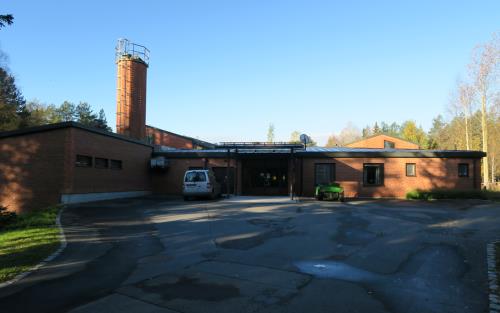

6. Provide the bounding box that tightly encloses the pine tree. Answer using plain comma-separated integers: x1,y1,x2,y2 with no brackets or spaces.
0,14,13,29
0,67,28,130
93,109,111,131
75,102,97,126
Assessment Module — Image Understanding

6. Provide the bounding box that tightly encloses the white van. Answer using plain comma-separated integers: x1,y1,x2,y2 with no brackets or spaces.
183,169,221,200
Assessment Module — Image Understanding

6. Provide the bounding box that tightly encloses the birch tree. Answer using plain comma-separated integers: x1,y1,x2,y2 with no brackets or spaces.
469,34,499,187
267,123,275,143
453,81,476,150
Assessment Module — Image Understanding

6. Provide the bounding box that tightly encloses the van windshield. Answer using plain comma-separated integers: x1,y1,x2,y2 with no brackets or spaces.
185,171,207,182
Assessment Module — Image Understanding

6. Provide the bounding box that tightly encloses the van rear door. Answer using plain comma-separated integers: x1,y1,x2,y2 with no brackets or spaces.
184,171,208,193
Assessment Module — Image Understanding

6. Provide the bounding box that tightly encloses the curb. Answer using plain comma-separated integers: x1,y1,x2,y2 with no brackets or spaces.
0,206,67,289
487,240,500,313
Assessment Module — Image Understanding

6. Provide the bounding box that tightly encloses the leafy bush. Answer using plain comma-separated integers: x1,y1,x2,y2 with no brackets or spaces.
0,206,17,229
5,206,59,230
406,189,500,201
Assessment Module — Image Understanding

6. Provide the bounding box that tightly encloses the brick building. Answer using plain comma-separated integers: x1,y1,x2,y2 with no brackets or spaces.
152,145,483,198
0,122,152,213
0,122,485,213
0,39,486,212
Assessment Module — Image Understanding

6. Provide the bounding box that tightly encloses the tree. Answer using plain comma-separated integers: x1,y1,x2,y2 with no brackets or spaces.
22,100,112,131
25,100,59,126
75,102,97,126
0,14,13,29
372,122,381,134
93,109,111,131
458,82,475,150
427,115,448,149
487,102,500,182
56,101,76,122
380,122,390,134
450,80,476,150
362,126,372,138
388,122,401,136
325,134,341,147
338,122,361,146
0,67,28,131
469,33,499,186
267,123,275,143
401,120,428,148
289,130,300,143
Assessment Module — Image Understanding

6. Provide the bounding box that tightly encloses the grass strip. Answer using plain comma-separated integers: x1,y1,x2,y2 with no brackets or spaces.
0,206,61,283
406,189,500,201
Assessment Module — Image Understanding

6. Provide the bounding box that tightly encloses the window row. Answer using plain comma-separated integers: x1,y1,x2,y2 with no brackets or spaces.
75,155,123,170
314,162,470,186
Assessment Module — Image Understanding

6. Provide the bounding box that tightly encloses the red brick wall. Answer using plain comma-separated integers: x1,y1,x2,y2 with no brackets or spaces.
300,157,479,198
0,129,68,213
152,158,235,194
153,156,480,198
346,135,420,149
0,127,153,213
67,128,152,194
146,126,194,149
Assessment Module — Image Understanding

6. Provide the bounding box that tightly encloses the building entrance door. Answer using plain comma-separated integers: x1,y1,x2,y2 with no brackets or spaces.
241,158,288,195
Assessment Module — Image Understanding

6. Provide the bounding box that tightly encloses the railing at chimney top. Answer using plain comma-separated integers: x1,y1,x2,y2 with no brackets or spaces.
115,38,150,65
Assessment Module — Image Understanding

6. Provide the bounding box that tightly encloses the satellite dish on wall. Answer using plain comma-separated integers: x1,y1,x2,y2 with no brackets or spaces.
300,134,311,145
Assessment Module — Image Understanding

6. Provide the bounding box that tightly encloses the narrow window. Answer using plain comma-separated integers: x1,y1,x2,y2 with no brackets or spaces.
363,163,384,186
315,163,336,185
95,157,109,169
384,140,395,149
458,163,469,177
110,159,122,170
75,155,92,167
406,163,416,177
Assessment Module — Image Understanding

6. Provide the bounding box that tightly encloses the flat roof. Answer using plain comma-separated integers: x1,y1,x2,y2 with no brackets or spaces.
0,122,153,147
217,142,304,149
154,146,486,158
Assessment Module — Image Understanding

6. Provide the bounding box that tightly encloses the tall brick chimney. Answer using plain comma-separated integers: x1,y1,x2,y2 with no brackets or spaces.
116,39,149,140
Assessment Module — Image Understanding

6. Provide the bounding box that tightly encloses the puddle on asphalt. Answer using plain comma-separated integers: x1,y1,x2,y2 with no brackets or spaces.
294,245,479,313
294,260,378,282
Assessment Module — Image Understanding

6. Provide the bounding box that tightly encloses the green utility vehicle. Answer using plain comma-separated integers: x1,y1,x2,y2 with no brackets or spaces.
315,183,345,201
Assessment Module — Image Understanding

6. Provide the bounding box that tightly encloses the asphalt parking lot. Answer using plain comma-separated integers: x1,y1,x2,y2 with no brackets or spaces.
0,196,499,313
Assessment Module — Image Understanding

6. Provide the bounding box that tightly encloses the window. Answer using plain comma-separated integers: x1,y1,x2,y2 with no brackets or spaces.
185,171,207,182
75,155,92,167
363,163,384,186
315,163,336,185
95,157,109,169
458,163,469,177
406,163,416,177
384,140,395,149
110,159,122,170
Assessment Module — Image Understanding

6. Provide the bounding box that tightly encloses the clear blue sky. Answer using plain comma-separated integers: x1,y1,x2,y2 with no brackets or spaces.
1,1,499,144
